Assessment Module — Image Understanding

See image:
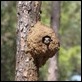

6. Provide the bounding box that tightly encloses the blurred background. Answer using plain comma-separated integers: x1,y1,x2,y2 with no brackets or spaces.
1,1,81,81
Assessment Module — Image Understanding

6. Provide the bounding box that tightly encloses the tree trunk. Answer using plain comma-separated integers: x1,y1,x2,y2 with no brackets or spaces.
15,1,41,81
47,1,60,81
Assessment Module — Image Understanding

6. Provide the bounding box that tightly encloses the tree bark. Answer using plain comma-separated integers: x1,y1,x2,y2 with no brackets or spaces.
15,1,41,81
47,1,60,81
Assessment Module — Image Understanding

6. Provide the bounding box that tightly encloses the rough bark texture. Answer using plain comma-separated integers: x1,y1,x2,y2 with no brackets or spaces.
48,1,60,81
15,1,41,81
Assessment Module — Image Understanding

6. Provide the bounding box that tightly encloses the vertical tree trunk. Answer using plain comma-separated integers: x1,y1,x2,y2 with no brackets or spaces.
47,1,60,81
15,1,41,81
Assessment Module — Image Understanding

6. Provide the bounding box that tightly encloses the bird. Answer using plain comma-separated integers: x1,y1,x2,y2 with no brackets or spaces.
42,35,52,46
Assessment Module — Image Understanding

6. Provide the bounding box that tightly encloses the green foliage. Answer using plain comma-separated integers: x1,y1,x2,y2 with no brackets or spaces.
41,1,51,26
58,46,81,80
58,2,81,80
39,63,48,81
1,1,16,81
60,1,81,48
